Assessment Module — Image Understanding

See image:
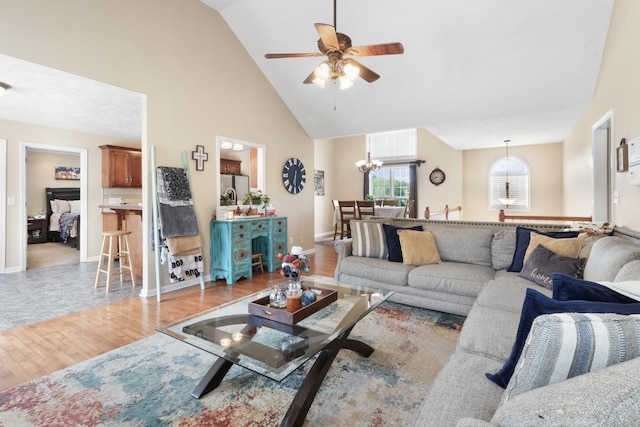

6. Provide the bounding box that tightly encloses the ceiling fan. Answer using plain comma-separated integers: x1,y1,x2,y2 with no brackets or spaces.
264,0,404,89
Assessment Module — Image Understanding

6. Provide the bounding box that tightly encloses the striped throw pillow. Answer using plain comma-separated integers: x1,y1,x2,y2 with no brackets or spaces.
351,221,387,259
503,312,640,402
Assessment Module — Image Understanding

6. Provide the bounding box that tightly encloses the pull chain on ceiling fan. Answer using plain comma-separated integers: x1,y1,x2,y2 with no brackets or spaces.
265,0,404,90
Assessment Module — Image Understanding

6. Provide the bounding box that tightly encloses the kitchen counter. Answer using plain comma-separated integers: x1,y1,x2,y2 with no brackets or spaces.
99,205,142,229
100,205,143,278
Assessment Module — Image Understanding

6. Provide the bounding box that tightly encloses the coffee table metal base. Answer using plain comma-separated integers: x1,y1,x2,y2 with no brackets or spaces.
191,324,373,427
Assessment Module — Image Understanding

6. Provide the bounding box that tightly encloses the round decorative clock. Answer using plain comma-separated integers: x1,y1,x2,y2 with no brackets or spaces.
282,157,306,194
429,167,446,186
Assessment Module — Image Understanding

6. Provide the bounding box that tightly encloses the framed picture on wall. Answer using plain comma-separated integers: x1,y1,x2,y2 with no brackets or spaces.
314,170,325,196
55,166,81,180
617,141,628,172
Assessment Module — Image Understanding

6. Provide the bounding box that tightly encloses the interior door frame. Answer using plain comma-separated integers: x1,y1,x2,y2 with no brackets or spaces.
591,109,615,222
19,141,88,271
0,139,6,273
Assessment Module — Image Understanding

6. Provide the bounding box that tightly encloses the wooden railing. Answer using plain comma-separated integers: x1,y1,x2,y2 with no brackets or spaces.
424,205,462,220
498,210,592,223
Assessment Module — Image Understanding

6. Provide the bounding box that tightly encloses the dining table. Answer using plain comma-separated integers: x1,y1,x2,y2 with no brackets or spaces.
333,205,405,225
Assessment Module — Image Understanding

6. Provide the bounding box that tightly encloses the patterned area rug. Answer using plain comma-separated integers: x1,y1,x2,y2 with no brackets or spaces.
0,302,464,426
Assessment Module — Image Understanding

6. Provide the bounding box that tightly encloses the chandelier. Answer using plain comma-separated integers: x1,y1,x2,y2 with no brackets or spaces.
355,152,383,173
312,55,360,90
498,139,517,207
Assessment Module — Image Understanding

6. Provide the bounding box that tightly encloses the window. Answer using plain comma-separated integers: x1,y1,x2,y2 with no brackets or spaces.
489,156,530,211
367,129,416,161
366,129,416,206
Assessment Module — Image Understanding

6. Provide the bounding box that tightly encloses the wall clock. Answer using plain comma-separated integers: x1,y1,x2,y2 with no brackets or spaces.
429,167,446,186
282,157,306,194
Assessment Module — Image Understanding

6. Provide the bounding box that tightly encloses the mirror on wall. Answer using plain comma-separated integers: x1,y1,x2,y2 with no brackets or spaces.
215,136,266,211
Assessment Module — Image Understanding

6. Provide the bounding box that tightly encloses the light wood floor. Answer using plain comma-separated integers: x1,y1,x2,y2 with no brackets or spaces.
0,244,338,392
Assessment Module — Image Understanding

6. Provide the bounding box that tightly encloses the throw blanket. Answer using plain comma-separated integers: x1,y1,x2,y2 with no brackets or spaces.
156,167,198,237
58,213,79,241
160,246,204,283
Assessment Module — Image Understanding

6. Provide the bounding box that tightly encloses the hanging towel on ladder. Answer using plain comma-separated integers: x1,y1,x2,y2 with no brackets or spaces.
156,167,199,238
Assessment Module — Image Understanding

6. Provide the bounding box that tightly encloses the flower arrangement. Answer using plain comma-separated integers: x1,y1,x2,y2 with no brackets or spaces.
243,190,270,210
277,246,310,280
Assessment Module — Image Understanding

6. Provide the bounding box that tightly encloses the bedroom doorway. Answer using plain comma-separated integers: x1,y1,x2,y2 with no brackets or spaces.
20,142,88,271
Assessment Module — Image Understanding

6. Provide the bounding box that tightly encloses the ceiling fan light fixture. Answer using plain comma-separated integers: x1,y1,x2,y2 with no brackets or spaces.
343,62,359,81
314,62,331,80
312,77,326,88
339,76,353,90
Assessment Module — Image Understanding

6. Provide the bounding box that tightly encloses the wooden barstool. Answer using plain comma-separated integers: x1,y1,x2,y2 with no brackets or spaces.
95,230,136,292
251,252,264,274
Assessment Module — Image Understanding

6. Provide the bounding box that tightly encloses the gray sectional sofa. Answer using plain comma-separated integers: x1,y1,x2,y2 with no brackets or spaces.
333,218,640,425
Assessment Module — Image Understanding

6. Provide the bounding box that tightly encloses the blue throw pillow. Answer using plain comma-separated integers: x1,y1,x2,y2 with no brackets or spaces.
383,224,423,262
507,227,579,272
551,273,637,303
485,288,640,388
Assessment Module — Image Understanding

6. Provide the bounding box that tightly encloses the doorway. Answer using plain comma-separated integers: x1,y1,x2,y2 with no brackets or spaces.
19,141,88,271
591,110,614,222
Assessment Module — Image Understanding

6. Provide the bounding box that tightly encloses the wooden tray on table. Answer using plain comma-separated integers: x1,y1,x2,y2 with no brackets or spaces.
248,286,337,325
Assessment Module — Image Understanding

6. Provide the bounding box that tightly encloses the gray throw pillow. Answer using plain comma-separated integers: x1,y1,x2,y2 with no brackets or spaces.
518,245,585,289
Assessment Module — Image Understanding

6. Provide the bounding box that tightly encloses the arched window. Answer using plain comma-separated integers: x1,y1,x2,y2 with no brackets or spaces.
489,156,530,211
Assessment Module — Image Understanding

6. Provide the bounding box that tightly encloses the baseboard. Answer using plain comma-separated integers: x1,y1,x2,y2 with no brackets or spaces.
139,274,212,298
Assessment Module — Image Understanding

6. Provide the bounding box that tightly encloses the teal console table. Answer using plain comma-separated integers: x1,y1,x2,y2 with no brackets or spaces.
210,217,287,284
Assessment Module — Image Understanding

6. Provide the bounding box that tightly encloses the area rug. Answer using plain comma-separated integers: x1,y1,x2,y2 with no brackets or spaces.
0,302,464,426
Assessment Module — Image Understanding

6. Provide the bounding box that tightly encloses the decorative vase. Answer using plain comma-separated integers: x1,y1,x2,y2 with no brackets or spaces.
286,279,303,312
269,283,287,309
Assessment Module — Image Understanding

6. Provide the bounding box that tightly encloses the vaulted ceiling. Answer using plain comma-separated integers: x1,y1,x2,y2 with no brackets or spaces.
0,1,614,151
203,0,614,149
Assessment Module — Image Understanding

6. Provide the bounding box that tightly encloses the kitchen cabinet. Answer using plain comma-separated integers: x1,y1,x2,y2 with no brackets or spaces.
100,145,142,188
220,158,241,174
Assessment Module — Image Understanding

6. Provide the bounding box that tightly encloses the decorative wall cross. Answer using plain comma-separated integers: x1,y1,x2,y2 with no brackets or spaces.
192,145,208,171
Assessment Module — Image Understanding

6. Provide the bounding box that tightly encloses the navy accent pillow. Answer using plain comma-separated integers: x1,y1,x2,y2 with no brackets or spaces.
383,224,423,262
517,245,585,289
551,273,637,303
485,288,640,388
507,227,579,272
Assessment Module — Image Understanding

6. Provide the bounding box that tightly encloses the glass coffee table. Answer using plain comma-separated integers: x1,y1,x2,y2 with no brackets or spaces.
157,276,393,427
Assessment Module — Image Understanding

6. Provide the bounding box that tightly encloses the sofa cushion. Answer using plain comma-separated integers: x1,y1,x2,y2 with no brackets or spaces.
427,226,494,267
486,288,640,388
507,227,579,272
382,224,423,262
408,262,494,298
583,236,640,282
523,231,583,262
491,357,640,426
517,245,586,289
338,256,413,287
475,274,551,313
491,230,516,270
397,230,441,266
552,273,637,303
350,221,387,259
615,259,640,282
457,304,522,361
416,352,505,425
503,313,640,401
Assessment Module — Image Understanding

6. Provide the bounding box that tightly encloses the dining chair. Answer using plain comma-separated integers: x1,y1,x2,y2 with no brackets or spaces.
356,200,375,219
383,199,398,206
337,200,357,239
332,199,340,240
403,199,415,218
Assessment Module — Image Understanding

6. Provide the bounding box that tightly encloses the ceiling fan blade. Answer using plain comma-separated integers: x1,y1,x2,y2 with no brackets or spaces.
347,42,404,57
265,52,323,59
349,59,380,82
303,70,315,84
315,23,339,50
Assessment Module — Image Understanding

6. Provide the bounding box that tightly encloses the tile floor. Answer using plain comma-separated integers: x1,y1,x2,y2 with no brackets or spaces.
0,261,140,331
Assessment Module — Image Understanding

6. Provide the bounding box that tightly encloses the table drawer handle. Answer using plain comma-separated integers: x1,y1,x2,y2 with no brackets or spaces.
263,310,275,317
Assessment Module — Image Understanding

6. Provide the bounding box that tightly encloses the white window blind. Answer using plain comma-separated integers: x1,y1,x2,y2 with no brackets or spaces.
367,129,416,160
